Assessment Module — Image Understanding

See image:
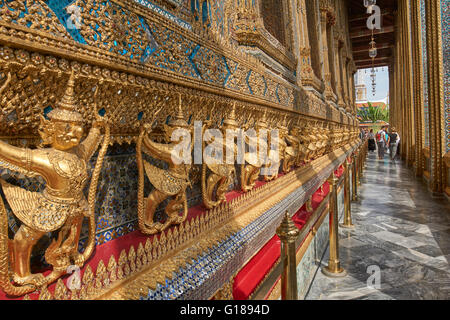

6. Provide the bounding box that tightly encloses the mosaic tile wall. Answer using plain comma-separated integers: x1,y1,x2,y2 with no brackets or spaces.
420,0,430,148
441,0,450,153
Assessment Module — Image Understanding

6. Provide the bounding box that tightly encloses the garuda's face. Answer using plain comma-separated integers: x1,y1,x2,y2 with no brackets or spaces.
52,121,83,151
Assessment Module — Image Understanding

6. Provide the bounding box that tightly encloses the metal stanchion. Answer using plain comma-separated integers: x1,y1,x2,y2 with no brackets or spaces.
322,172,347,278
352,152,359,200
277,211,299,300
341,158,355,229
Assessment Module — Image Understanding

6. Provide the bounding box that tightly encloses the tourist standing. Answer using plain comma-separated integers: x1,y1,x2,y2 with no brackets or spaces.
376,127,386,159
368,129,376,152
388,127,400,161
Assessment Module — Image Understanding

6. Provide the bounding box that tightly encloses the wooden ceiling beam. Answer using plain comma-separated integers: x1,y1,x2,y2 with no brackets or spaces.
350,26,395,39
354,57,391,64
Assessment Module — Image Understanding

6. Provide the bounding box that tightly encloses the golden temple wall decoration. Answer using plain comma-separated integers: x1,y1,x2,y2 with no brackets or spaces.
0,0,360,300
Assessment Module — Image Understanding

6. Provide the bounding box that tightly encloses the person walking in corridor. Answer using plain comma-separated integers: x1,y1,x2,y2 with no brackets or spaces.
368,129,376,152
388,127,400,161
376,127,386,159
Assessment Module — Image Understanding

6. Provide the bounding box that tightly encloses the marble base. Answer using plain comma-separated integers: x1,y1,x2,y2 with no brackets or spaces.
321,266,347,278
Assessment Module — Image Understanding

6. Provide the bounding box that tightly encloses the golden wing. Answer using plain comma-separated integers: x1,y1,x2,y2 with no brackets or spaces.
206,162,234,177
143,160,183,196
0,180,68,233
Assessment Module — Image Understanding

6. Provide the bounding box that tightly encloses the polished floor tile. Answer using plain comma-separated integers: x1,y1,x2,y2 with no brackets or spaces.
306,152,450,300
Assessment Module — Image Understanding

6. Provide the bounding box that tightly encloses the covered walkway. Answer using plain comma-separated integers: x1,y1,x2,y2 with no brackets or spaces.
306,152,450,300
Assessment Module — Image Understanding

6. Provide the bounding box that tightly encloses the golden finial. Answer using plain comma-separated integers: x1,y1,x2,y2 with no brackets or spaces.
47,72,83,123
256,108,268,129
230,101,236,120
279,114,288,129
223,101,238,128
169,93,188,128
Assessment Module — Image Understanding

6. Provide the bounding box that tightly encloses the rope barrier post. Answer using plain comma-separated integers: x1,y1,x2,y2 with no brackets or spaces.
322,172,347,278
341,157,355,229
277,211,299,300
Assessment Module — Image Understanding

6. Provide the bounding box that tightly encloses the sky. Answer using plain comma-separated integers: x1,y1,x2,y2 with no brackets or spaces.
356,66,390,103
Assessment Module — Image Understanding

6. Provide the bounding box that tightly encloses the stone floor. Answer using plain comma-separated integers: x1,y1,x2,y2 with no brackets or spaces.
305,151,450,300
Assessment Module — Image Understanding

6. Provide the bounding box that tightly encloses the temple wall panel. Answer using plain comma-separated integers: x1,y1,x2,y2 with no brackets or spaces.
441,0,450,153
0,0,360,300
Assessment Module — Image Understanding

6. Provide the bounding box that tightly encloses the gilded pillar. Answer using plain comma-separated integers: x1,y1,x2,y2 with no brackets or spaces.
322,172,346,277
347,64,354,113
403,0,416,167
341,158,354,229
298,0,323,91
276,211,299,300
389,62,395,128
411,0,425,177
352,152,358,201
292,0,305,88
350,68,357,115
341,53,350,111
319,3,335,102
345,58,352,113
425,0,445,194
334,38,345,109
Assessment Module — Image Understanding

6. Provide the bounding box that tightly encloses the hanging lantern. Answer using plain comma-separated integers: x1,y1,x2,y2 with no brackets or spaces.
369,40,377,58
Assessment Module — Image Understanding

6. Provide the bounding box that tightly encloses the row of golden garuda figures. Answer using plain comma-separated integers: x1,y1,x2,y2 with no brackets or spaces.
0,73,359,296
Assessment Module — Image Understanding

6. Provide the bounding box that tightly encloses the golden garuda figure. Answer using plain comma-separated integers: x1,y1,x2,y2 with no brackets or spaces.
136,95,192,235
299,121,317,163
314,121,328,158
201,102,238,209
323,122,333,154
0,73,109,296
285,121,305,168
279,116,296,174
241,109,268,192
263,115,293,181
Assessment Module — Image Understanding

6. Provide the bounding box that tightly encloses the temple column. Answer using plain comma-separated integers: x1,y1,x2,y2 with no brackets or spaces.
319,4,335,102
292,0,305,88
334,38,345,109
340,53,350,112
350,69,357,115
403,0,416,167
389,62,398,131
345,58,352,113
411,0,425,177
297,0,323,92
425,0,445,194
347,64,354,113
